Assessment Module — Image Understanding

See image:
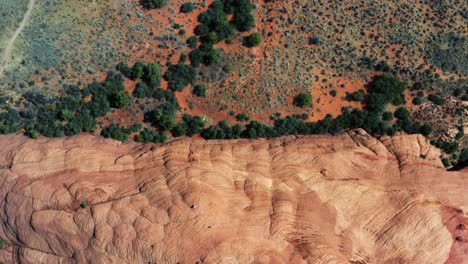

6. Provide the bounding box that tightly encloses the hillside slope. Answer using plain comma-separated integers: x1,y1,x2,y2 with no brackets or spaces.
0,130,466,263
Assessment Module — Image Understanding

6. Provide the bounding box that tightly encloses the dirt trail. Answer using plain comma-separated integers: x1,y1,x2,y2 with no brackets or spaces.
0,0,35,79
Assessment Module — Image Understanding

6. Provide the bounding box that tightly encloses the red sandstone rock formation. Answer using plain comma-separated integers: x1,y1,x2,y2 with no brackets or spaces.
0,130,466,263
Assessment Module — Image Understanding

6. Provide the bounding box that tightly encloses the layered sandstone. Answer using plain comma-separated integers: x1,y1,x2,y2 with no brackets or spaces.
0,130,466,263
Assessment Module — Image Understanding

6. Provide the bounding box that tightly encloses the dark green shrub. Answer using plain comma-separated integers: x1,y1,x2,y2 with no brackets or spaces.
366,74,407,111
442,158,451,167
330,90,337,97
201,120,244,139
349,89,365,101
394,107,410,120
428,94,446,105
375,61,392,72
181,2,195,13
110,91,131,109
391,94,406,106
243,33,261,47
133,82,150,98
172,123,188,137
143,63,161,87
419,124,433,136
194,24,210,36
294,93,313,107
101,125,130,142
131,62,145,80
135,128,168,143
144,102,179,130
26,129,39,139
434,140,459,154
182,114,205,136
309,35,323,45
236,113,250,122
382,111,393,121
193,84,207,97
186,36,199,48
164,64,198,91
458,148,468,167
412,96,423,105
142,0,167,9
116,62,131,77
190,43,221,66
233,13,255,32
412,82,423,90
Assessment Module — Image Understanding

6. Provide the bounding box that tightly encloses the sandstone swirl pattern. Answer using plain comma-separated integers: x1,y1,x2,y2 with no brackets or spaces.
0,130,466,263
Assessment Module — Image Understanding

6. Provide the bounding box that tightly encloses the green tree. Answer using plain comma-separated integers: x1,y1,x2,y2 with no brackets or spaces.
419,124,433,136
131,62,145,80
101,125,130,142
116,62,131,77
232,13,255,32
349,89,365,101
133,82,150,98
412,96,423,105
186,36,199,48
366,74,407,111
244,33,261,47
135,128,168,143
143,0,167,9
294,93,313,107
181,2,195,13
382,111,393,121
428,94,446,105
110,91,131,109
394,107,410,120
172,123,188,137
143,63,161,87
236,113,250,122
193,84,207,97
164,64,198,91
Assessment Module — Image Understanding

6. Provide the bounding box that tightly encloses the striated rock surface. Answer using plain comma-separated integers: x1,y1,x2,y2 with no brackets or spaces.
0,130,466,263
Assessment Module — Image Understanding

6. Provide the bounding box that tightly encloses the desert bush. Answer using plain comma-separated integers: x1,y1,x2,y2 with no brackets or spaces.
394,107,410,120
294,93,313,107
243,33,261,47
236,113,250,122
135,127,168,143
349,89,365,101
143,62,161,87
133,82,150,98
110,91,130,109
412,96,423,105
144,102,179,130
428,94,446,105
101,124,130,142
186,36,199,48
142,0,167,9
164,64,198,91
193,84,207,97
181,2,195,13
131,62,145,80
366,74,407,111
382,111,393,121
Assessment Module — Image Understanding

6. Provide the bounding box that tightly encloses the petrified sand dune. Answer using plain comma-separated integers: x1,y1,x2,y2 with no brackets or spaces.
0,130,466,263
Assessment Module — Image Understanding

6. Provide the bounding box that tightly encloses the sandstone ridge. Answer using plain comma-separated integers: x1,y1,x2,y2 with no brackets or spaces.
0,130,466,263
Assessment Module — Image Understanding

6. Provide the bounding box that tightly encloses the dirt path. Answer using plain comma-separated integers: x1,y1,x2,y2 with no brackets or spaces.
0,0,35,79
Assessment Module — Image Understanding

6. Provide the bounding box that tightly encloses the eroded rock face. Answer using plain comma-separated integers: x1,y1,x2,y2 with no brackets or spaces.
0,130,466,263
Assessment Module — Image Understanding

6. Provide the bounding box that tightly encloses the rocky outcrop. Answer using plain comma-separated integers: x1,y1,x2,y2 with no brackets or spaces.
0,130,466,263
